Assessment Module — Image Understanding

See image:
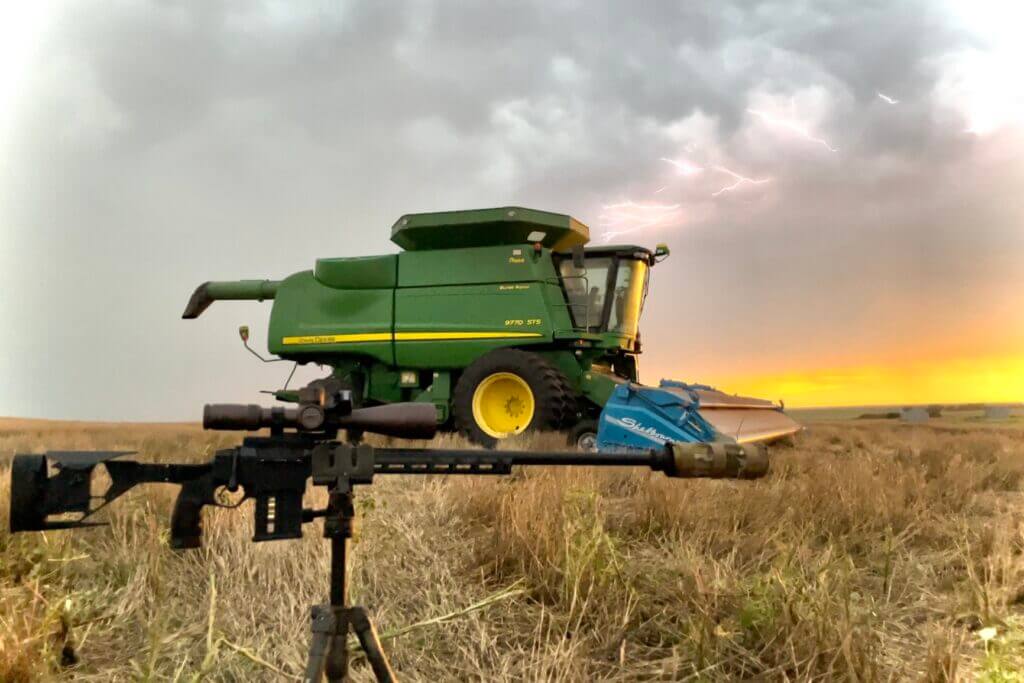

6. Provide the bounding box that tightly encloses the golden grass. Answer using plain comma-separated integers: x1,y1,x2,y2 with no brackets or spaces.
1,420,1023,680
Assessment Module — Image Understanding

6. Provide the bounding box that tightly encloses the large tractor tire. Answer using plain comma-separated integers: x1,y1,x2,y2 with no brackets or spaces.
453,349,573,447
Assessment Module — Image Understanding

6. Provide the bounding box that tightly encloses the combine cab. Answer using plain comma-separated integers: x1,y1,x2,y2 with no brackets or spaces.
183,207,801,447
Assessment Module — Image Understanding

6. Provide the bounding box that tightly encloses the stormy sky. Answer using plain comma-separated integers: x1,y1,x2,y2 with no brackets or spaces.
1,1,1022,419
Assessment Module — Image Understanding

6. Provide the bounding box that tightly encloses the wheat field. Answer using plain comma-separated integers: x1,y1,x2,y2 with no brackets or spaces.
1,417,1022,681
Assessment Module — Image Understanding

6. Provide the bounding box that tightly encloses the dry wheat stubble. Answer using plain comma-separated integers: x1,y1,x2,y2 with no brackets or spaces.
0,419,1022,680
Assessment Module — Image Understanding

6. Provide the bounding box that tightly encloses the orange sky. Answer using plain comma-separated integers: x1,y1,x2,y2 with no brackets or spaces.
716,296,1024,406
648,279,1024,408
716,351,1024,407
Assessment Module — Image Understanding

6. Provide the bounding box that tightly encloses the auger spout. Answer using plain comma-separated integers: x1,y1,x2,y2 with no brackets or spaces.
181,280,279,319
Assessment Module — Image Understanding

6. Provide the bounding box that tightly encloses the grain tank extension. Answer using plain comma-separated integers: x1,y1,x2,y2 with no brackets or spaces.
183,207,800,446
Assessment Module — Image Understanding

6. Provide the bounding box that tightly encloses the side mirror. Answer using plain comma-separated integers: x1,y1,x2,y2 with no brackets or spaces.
653,244,670,263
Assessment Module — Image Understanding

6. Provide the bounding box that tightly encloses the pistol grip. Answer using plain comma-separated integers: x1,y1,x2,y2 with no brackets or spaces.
170,477,212,549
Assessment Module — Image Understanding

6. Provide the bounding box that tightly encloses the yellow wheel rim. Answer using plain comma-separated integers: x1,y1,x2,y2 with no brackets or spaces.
471,372,535,439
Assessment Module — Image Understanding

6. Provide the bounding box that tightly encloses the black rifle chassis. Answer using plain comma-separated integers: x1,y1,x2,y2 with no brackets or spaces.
10,404,767,682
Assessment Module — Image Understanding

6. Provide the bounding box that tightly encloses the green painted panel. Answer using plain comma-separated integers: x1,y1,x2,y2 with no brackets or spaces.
267,271,394,364
544,350,586,388
366,364,403,403
314,254,397,289
393,283,552,367
580,368,625,407
392,206,589,251
397,245,558,288
412,371,451,423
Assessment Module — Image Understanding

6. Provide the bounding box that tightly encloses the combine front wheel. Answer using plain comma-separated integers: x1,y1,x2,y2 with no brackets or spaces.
453,349,572,447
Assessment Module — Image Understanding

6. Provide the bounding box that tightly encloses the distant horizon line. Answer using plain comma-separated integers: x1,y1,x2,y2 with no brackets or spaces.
2,401,1022,425
787,401,1024,411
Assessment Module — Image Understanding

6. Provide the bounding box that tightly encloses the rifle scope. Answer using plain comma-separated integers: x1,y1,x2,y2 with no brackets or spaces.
203,402,438,440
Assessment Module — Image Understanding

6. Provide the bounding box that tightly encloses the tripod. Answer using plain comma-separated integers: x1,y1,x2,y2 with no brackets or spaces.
303,445,396,682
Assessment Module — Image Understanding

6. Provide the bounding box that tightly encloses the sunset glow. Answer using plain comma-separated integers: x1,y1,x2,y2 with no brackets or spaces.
717,353,1024,408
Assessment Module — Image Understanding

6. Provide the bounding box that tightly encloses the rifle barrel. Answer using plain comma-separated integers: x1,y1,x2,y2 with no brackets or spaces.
373,447,667,473
374,442,766,480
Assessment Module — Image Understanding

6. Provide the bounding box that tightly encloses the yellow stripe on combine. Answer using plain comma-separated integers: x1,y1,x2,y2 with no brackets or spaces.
394,331,543,341
281,331,543,345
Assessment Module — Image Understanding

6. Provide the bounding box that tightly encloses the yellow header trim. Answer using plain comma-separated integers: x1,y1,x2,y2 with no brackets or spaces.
281,331,544,345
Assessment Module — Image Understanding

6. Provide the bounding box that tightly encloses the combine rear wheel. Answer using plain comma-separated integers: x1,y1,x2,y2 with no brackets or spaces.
453,349,572,447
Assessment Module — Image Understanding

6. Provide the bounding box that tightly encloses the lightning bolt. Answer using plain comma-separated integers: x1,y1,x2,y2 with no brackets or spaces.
710,166,771,197
602,201,681,210
599,159,769,242
599,201,682,243
747,108,838,152
876,91,899,105
660,157,705,175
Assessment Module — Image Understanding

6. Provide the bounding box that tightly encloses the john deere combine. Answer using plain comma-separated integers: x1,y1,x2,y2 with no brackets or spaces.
183,207,799,447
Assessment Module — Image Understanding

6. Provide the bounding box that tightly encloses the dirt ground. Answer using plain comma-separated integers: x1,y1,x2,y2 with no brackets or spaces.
1,417,1022,681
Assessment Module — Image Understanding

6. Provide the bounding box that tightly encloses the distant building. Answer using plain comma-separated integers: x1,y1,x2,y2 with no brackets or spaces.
901,407,929,423
985,406,1010,421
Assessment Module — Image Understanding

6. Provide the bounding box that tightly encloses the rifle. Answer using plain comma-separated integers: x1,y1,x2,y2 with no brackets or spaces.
9,389,768,682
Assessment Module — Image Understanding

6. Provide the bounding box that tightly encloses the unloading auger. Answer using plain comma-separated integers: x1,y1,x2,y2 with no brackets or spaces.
10,379,768,682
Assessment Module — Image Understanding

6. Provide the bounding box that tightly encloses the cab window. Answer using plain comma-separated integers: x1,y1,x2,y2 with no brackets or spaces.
558,257,612,330
607,259,648,337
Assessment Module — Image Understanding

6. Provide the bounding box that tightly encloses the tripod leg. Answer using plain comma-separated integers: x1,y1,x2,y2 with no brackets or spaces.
324,627,350,683
304,605,339,683
350,607,397,683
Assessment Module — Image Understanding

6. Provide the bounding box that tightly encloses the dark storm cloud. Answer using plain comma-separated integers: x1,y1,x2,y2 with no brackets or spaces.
1,0,1020,418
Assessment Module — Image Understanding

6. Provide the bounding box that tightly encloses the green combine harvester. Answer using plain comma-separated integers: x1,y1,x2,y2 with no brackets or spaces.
183,207,800,447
